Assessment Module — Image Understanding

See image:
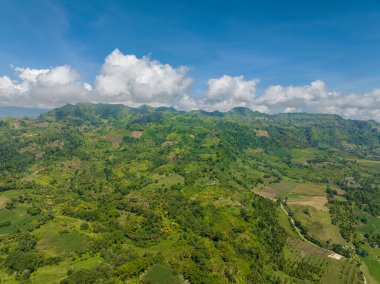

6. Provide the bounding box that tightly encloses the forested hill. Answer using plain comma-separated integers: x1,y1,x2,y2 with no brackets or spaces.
0,103,379,283
50,103,380,158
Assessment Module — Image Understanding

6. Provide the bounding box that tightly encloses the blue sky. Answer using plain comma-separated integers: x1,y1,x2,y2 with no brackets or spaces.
1,0,379,91
0,0,380,120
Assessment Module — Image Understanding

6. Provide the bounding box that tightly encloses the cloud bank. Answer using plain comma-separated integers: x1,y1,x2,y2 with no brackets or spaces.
1,49,380,121
199,75,260,112
257,81,380,121
0,66,90,108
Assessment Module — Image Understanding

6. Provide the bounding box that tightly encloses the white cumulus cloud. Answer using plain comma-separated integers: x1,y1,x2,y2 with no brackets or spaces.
0,65,90,108
94,49,193,107
257,80,339,108
0,49,380,121
254,80,380,121
197,75,261,112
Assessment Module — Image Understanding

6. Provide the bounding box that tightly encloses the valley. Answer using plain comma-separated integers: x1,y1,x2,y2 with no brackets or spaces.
0,103,379,283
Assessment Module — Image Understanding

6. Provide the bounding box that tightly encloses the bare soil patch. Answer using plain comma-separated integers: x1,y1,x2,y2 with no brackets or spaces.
328,252,343,260
334,187,346,195
36,151,45,158
161,141,178,147
33,122,49,128
255,130,269,138
288,195,328,211
131,131,144,139
256,187,280,200
105,135,123,148
11,121,21,130
292,183,326,196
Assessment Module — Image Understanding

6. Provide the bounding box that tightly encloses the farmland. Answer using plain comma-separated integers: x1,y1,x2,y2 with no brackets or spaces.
255,179,377,282
0,104,378,283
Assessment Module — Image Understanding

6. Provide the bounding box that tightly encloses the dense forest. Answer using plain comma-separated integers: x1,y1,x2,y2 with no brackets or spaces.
0,103,379,283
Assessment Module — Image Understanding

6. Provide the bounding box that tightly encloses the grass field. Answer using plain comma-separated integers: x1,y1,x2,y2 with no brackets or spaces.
279,186,378,283
0,205,34,235
132,233,190,260
154,174,184,188
291,148,324,164
277,207,299,237
140,264,184,284
256,181,328,211
286,238,363,284
353,159,380,168
362,256,380,284
352,203,380,280
361,246,380,284
72,254,103,270
0,195,8,209
255,181,347,245
291,205,347,245
357,215,380,234
0,270,17,283
33,220,91,256
288,195,327,211
0,254,103,284
322,258,363,284
286,237,331,258
0,189,28,198
30,262,69,284
30,255,102,284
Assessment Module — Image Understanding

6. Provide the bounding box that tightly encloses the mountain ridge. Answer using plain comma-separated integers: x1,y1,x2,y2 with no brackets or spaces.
0,102,378,283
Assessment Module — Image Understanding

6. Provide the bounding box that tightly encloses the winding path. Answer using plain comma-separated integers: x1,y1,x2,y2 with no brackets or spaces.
280,202,368,283
279,202,343,260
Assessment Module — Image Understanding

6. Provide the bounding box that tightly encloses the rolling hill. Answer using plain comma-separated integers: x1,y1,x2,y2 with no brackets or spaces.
0,103,379,283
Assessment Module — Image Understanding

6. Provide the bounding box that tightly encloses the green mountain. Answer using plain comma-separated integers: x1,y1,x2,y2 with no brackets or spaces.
0,103,379,283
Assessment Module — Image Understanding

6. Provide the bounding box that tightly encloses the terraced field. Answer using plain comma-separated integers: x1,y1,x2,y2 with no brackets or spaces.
256,181,328,209
286,238,363,284
255,181,347,244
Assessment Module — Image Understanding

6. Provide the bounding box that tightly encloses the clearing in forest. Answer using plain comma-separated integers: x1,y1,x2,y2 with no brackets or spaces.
285,238,363,284
256,181,328,211
105,134,123,148
255,181,347,245
131,131,144,139
0,196,7,209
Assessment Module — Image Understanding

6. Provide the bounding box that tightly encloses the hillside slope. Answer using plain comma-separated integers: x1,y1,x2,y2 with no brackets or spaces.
0,103,379,283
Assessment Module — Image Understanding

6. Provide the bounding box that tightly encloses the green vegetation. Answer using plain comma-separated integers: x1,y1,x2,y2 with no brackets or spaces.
0,103,379,283
291,205,346,245
141,264,184,284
